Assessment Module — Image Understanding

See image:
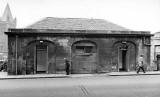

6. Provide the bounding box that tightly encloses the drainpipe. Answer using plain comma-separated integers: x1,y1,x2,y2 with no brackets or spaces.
117,47,119,72
15,35,18,75
69,42,72,74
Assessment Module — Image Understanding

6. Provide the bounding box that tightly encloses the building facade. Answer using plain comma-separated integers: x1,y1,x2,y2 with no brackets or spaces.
151,32,160,71
5,17,152,75
0,4,16,61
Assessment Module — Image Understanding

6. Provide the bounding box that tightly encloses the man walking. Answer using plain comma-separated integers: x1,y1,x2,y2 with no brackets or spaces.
64,58,70,75
137,55,146,74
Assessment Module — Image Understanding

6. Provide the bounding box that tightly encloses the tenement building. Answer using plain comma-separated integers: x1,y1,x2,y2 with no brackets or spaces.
5,17,152,75
0,4,16,61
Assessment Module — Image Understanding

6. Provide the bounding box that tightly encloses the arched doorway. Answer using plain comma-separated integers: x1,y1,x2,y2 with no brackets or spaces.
112,41,136,72
25,40,56,74
71,40,97,74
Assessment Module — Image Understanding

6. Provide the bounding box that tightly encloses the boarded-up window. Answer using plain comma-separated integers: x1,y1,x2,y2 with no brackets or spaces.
72,41,97,73
73,41,96,55
76,46,93,54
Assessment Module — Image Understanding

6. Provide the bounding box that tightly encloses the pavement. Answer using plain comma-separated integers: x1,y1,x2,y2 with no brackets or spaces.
0,71,160,80
108,71,160,76
0,72,108,80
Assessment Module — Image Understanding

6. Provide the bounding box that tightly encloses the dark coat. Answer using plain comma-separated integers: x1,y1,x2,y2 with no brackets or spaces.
65,60,70,75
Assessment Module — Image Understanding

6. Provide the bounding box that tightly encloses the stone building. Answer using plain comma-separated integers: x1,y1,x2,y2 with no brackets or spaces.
5,17,152,75
0,4,16,61
150,32,160,71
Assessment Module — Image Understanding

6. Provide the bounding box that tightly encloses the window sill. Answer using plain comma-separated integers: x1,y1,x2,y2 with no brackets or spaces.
76,53,92,56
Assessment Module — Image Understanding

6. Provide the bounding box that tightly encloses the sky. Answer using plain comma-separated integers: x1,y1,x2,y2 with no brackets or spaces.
0,0,160,33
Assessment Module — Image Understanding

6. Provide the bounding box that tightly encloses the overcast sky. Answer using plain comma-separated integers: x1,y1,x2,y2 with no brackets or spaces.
0,0,160,33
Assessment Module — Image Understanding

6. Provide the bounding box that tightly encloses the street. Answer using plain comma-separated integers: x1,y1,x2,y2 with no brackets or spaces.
0,75,160,97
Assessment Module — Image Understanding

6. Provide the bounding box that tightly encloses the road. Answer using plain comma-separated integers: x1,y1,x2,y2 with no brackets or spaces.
0,75,160,97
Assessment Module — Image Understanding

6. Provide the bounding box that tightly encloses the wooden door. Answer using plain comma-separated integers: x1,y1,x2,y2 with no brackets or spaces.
36,45,47,73
119,50,127,71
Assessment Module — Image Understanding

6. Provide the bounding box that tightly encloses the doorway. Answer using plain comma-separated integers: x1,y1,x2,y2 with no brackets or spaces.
112,41,136,72
156,55,160,71
36,45,47,73
119,50,127,71
118,43,128,71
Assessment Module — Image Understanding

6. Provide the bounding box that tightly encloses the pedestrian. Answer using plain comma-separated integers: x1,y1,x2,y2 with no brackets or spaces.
137,55,146,74
0,61,7,72
64,58,70,75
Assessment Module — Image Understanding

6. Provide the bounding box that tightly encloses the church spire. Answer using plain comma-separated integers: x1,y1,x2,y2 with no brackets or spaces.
2,3,14,22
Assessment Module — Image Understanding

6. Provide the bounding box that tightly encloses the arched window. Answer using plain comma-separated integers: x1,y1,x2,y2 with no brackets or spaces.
72,41,96,55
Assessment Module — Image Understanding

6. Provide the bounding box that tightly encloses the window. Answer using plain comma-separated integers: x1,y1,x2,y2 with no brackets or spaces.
73,41,97,55
76,46,93,54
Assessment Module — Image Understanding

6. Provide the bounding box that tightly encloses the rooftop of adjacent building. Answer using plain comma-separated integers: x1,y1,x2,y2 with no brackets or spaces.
0,3,16,36
0,3,16,23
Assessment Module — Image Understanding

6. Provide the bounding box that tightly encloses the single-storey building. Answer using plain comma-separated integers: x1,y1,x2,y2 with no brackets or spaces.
5,17,152,75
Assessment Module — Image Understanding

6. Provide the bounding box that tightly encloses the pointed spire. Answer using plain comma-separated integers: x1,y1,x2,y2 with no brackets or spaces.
2,3,14,22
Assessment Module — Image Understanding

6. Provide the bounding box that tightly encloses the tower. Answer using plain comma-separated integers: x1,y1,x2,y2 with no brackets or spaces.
0,4,16,61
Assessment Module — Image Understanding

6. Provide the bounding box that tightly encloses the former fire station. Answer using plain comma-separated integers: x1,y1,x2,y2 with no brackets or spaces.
5,17,152,75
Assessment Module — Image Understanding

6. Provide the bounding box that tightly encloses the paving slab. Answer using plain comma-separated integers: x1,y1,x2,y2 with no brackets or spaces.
108,71,160,76
0,72,108,80
0,73,69,80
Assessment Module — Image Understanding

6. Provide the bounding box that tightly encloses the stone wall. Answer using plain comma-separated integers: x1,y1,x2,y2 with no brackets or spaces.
6,30,151,75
